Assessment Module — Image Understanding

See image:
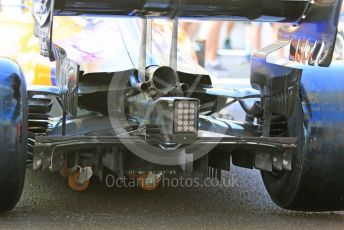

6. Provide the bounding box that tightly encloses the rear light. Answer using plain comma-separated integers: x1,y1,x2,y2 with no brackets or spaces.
174,100,199,134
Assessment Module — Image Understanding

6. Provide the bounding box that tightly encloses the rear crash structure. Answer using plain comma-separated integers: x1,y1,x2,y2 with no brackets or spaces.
0,0,343,212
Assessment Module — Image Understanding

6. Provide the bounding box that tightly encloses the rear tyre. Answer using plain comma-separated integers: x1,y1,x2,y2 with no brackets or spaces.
262,92,344,211
0,59,27,212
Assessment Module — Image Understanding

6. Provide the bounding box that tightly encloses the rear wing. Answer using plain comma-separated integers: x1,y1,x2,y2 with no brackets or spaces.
33,0,342,67
44,0,309,20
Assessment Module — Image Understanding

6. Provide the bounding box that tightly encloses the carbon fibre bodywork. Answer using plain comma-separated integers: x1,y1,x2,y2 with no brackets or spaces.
52,0,308,21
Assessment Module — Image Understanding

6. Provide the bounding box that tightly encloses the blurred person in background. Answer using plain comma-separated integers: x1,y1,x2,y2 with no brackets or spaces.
205,21,235,71
245,22,262,51
224,22,235,49
181,21,235,71
245,22,283,60
181,21,200,40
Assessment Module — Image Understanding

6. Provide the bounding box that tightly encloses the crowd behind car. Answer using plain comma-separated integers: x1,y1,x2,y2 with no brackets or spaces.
183,2,344,72
1,1,343,73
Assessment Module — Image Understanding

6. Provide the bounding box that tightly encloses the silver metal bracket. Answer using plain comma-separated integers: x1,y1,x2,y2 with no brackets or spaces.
138,18,149,83
55,48,80,116
78,167,94,184
169,19,178,72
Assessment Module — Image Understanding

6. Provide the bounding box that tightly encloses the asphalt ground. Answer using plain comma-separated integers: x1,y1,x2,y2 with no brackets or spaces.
0,166,343,229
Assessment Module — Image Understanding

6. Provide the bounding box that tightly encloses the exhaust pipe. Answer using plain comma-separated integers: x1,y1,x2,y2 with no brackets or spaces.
146,66,178,93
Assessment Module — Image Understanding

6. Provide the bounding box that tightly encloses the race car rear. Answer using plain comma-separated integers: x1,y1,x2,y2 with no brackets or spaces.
0,0,343,212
